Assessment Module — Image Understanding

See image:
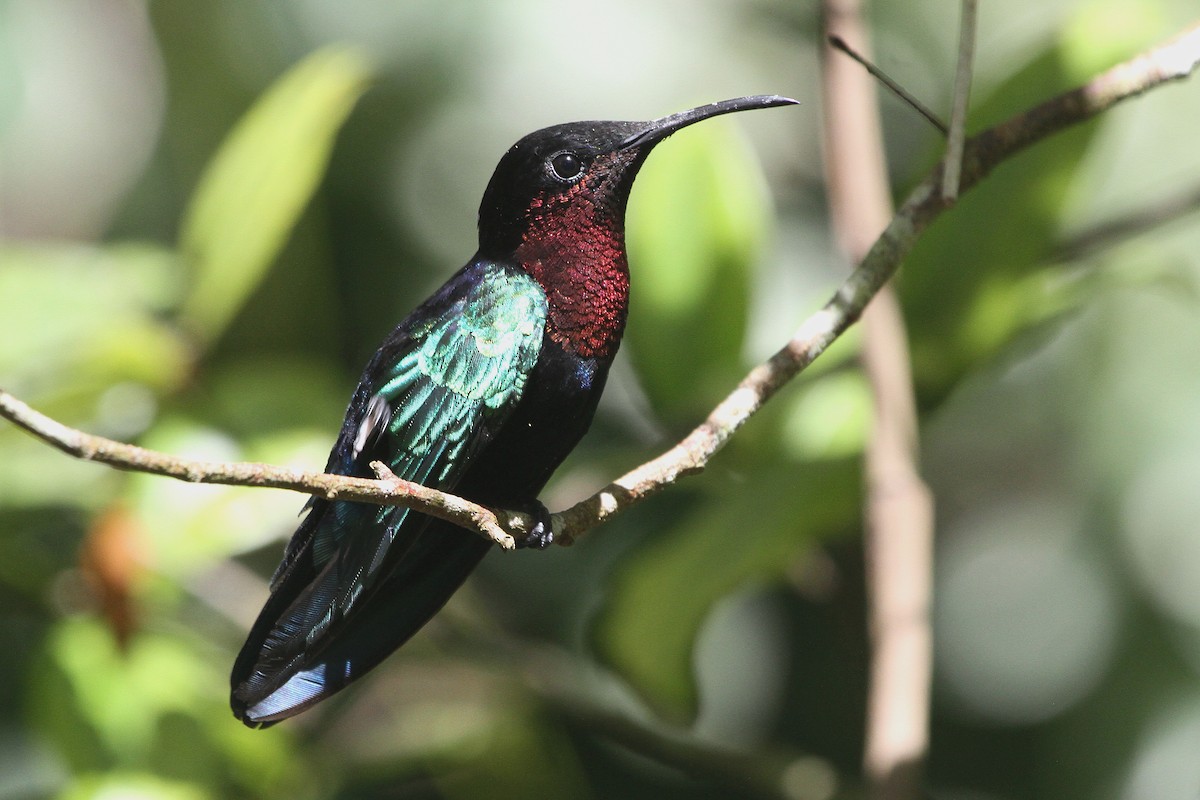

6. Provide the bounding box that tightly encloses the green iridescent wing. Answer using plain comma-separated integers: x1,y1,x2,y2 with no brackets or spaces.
308,262,548,574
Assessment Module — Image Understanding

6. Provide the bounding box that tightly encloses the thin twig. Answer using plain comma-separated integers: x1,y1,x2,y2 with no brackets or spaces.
942,0,978,199
0,390,523,550
821,2,934,798
430,614,847,800
828,34,949,135
546,686,840,800
1055,181,1200,261
2,22,1198,551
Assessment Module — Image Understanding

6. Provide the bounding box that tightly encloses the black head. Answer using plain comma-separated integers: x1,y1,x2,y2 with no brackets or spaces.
476,95,798,257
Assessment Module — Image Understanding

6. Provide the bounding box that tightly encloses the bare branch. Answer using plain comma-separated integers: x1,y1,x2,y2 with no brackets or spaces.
543,684,840,800
942,0,978,199
2,21,1198,550
0,389,524,550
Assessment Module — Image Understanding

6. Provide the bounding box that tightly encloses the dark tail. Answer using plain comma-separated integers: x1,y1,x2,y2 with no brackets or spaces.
230,506,489,727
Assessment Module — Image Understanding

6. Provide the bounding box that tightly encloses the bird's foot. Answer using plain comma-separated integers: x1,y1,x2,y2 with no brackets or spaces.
516,500,555,550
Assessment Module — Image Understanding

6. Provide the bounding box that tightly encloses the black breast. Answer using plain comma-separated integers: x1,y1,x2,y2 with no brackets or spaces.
455,336,610,506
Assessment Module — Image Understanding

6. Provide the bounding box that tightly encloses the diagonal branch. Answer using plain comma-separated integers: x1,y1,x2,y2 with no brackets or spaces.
826,34,949,135
2,21,1198,548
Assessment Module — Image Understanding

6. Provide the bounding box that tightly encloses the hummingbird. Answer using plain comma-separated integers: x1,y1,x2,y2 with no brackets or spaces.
230,95,797,727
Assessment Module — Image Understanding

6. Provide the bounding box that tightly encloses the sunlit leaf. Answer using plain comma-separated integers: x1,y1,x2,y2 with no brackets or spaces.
31,617,301,796
904,5,1166,401
1060,0,1166,78
179,46,371,342
58,772,211,800
126,418,332,574
594,460,859,718
902,41,1102,400
0,244,191,509
780,370,872,460
34,618,212,765
625,120,772,423
0,243,187,393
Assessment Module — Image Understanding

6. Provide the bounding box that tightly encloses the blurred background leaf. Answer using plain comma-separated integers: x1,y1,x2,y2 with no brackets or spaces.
179,46,372,343
626,120,772,423
595,461,860,720
0,243,186,400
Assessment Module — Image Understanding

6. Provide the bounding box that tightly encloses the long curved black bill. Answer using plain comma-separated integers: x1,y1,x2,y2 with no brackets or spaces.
620,95,798,150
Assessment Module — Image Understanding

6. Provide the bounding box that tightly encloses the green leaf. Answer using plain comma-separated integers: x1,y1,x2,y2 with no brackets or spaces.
779,369,873,460
31,617,301,796
902,38,1108,400
0,243,185,389
125,417,332,574
179,46,371,342
901,1,1167,402
625,120,772,423
33,618,215,767
0,243,197,509
58,773,212,800
594,460,860,719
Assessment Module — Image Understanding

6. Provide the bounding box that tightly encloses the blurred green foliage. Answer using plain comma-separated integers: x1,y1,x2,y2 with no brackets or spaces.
180,46,371,343
626,121,770,422
596,461,860,720
2,1,1200,799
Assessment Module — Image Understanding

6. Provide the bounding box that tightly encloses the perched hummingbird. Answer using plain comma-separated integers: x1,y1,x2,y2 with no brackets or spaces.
230,95,797,727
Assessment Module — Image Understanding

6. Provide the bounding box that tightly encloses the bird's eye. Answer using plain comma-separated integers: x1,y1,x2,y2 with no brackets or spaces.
550,152,583,181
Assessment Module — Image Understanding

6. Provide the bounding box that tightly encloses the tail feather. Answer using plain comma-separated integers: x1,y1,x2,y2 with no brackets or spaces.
230,506,490,727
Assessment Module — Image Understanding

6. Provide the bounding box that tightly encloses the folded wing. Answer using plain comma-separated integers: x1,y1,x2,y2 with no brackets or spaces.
231,261,547,726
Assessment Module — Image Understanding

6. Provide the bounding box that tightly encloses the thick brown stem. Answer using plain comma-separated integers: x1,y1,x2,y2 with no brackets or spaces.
820,1,934,796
